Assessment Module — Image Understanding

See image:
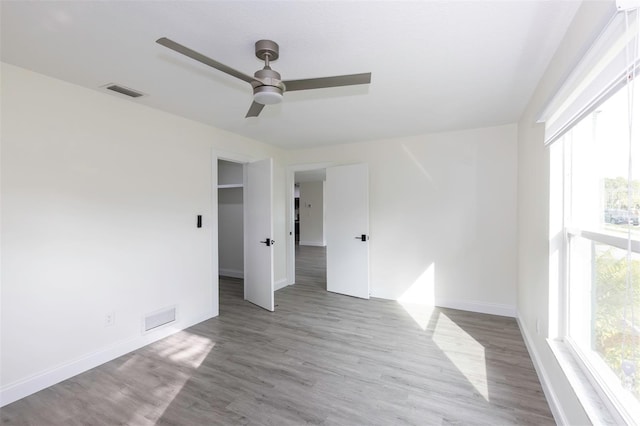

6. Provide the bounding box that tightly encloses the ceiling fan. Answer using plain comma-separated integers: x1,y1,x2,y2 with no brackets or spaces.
156,38,372,118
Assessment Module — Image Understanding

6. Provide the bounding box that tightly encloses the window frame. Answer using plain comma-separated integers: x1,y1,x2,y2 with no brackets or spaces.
554,105,640,423
545,5,640,421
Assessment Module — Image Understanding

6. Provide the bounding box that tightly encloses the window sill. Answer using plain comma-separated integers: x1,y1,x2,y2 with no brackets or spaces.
547,339,621,425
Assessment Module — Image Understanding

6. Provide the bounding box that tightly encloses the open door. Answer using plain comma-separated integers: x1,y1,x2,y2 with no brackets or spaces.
326,163,370,299
244,158,275,311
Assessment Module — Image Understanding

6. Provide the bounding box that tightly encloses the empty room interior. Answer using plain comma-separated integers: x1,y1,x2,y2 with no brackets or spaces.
2,0,640,424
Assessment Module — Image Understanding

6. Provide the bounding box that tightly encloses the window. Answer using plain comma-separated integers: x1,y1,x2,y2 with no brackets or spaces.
546,4,640,422
560,81,640,420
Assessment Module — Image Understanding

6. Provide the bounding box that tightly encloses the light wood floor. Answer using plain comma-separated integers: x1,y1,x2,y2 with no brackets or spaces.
1,245,553,425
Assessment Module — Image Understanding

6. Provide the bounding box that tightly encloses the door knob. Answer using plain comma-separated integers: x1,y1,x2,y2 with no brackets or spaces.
354,234,368,241
261,238,275,246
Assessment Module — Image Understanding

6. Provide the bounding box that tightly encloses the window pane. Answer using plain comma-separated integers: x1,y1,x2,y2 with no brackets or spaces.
594,243,640,399
569,237,640,403
567,85,640,236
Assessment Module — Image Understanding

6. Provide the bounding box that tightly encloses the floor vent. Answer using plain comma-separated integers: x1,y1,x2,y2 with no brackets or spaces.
104,84,145,98
144,306,176,332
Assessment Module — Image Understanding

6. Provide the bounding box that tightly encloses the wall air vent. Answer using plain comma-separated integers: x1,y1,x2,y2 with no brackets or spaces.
143,306,176,332
104,84,145,98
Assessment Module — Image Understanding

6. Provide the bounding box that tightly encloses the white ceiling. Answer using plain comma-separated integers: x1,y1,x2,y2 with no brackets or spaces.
0,1,581,149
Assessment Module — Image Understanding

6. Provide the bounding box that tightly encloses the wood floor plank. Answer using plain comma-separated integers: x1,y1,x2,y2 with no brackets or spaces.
1,245,554,425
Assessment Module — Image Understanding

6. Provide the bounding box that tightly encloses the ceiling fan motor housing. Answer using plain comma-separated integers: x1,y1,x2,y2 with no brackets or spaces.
253,67,284,104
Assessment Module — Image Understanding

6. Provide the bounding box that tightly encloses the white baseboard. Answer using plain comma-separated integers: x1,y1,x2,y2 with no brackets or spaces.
517,314,568,425
435,298,516,318
219,268,243,279
274,278,288,291
368,288,400,300
368,290,517,318
0,310,215,407
298,241,326,247
371,289,516,318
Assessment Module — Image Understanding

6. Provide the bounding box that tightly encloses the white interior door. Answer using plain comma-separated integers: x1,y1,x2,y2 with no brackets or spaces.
244,158,274,311
326,163,370,299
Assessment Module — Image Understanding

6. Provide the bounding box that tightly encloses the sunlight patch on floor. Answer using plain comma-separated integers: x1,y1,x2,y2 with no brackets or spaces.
432,312,489,401
114,330,216,424
398,264,435,330
158,332,215,369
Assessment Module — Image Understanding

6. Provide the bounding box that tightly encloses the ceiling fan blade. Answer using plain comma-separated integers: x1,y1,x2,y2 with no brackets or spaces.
156,37,256,84
245,101,265,118
283,72,371,92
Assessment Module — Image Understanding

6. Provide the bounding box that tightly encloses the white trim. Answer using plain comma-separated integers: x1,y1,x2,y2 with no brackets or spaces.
435,298,516,318
546,339,622,425
368,288,398,300
369,291,517,318
0,311,214,407
210,150,220,318
568,227,640,252
215,149,259,164
274,278,288,291
539,7,638,145
298,240,326,247
517,315,569,426
218,268,243,279
286,169,295,286
564,337,638,424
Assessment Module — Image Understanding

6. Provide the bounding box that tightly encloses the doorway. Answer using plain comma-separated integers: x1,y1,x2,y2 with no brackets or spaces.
293,169,328,290
217,159,245,312
286,163,370,300
215,155,275,314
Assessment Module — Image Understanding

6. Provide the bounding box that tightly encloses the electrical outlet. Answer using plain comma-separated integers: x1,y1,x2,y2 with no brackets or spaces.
536,318,541,334
105,312,115,327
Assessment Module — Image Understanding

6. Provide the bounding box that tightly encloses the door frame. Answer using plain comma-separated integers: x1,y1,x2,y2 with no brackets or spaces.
285,162,336,286
212,148,264,317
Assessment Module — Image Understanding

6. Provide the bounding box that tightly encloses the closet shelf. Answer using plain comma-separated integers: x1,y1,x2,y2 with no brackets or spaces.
218,184,243,189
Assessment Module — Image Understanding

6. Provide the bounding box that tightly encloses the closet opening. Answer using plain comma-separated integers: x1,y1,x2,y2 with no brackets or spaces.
217,159,245,311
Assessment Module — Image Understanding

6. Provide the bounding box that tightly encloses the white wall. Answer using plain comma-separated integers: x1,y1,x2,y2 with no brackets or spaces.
516,2,616,424
286,124,518,315
299,181,325,246
0,63,286,405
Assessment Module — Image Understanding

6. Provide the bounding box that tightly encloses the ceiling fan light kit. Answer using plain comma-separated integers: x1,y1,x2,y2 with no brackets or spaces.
253,86,283,105
156,37,371,118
